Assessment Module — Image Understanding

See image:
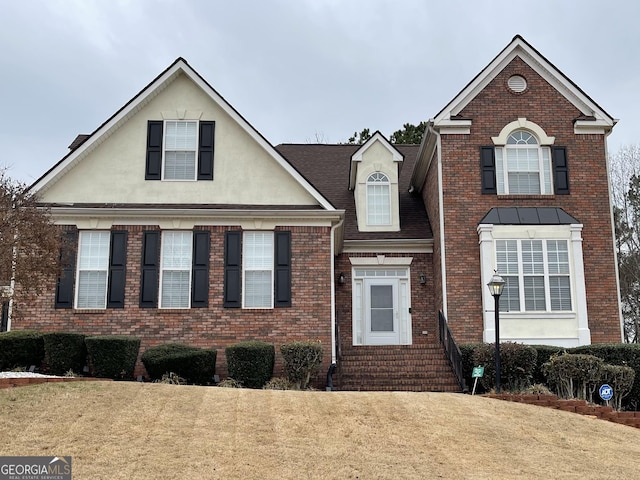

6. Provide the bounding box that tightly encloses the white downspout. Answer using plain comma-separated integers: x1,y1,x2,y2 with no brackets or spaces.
330,217,344,363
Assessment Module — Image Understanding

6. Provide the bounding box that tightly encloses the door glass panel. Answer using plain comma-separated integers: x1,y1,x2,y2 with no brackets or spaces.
370,285,393,332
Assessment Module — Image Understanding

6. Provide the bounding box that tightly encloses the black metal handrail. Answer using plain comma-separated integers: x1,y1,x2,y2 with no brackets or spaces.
439,311,467,392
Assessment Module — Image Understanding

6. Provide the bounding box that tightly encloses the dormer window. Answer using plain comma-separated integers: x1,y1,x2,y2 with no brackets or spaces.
366,172,391,225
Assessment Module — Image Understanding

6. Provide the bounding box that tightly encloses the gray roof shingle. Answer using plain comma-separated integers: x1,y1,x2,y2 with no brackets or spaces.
276,144,432,241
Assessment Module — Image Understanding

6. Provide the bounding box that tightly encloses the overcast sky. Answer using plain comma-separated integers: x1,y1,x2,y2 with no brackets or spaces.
1,0,638,183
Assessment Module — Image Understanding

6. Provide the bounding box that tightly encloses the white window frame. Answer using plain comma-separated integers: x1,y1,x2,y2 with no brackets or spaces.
242,231,274,309
159,231,193,309
366,172,391,225
495,131,553,195
495,239,572,313
75,231,110,309
478,223,590,347
162,120,198,181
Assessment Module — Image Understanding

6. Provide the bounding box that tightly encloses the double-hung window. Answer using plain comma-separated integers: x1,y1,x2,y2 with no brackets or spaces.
366,173,391,225
145,120,215,181
76,231,110,309
223,230,291,309
243,232,274,308
495,131,552,194
164,121,198,180
496,239,572,312
160,231,193,308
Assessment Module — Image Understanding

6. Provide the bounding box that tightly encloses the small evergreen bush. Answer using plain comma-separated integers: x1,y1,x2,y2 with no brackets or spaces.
42,332,87,375
225,341,274,389
571,344,640,410
542,353,604,402
141,343,217,385
85,335,140,380
600,364,635,411
472,342,537,392
530,345,566,385
0,330,44,371
280,340,323,389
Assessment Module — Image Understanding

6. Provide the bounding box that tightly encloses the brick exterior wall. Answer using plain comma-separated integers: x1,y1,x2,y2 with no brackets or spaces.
335,252,436,348
13,225,334,383
422,148,444,329
432,56,621,344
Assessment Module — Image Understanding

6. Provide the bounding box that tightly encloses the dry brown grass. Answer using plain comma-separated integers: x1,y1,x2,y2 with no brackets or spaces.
1,382,640,479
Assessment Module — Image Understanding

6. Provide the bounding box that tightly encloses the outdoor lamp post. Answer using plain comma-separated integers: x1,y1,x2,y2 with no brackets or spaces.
487,272,506,393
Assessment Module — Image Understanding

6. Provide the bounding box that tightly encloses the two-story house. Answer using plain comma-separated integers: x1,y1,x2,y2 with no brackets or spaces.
10,35,622,390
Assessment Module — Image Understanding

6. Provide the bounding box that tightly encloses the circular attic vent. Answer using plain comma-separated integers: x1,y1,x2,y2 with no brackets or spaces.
507,75,527,93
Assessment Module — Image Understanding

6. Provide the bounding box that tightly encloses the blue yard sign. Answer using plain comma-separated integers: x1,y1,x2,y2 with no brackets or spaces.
599,384,613,402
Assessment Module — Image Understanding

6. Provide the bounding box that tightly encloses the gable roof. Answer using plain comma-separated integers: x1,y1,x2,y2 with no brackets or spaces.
30,58,335,211
348,131,404,189
432,35,616,131
277,143,431,241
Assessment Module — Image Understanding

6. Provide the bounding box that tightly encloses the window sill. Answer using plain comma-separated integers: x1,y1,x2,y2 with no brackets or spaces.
73,309,107,314
500,311,575,320
497,194,556,200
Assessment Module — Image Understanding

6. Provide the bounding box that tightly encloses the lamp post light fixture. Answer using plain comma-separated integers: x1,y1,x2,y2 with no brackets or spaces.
487,271,506,393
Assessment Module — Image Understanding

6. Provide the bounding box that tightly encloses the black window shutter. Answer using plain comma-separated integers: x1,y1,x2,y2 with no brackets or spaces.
55,228,78,309
139,231,160,308
107,230,127,308
191,230,210,308
274,231,292,308
552,147,570,195
198,121,215,180
480,146,497,194
146,121,163,180
224,231,242,308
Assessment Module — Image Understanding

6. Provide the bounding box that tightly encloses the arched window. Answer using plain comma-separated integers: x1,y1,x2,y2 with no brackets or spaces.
495,130,552,194
366,173,391,225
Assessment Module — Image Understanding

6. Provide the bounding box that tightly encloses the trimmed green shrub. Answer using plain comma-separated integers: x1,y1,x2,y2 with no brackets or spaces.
542,353,604,402
85,335,140,380
472,342,537,392
225,341,274,389
571,344,640,410
141,343,217,385
280,340,323,389
530,345,566,385
459,343,483,393
43,332,87,375
600,364,635,411
0,330,44,371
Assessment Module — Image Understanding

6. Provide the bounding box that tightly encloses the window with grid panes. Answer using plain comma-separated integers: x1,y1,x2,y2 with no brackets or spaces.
164,121,197,180
160,231,193,308
366,172,391,225
76,231,110,308
495,131,552,194
243,232,274,308
496,239,572,312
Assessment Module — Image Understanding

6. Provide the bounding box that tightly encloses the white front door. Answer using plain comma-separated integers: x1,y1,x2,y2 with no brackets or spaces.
364,279,400,345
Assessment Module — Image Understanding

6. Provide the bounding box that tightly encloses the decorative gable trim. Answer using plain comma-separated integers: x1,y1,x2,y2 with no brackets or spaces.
30,58,335,211
349,131,403,190
432,35,616,133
